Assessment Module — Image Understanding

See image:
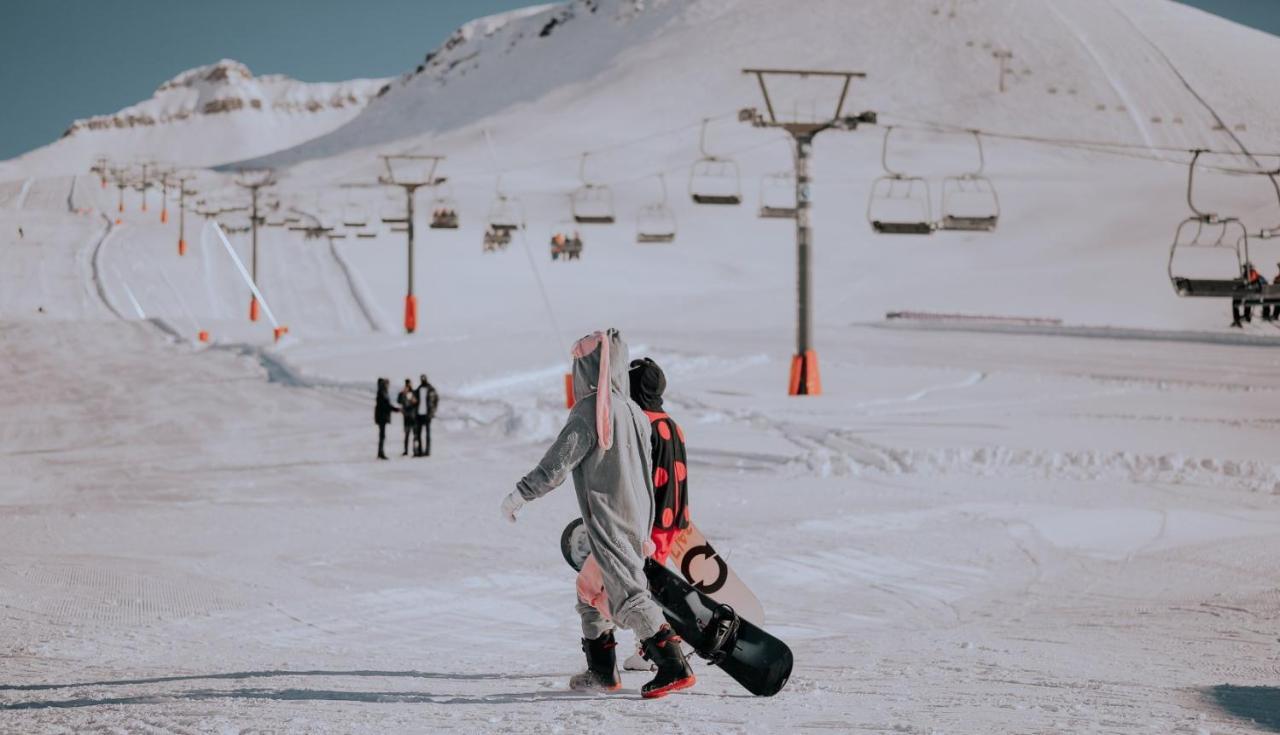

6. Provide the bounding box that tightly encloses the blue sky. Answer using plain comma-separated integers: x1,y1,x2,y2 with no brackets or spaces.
1,0,1276,161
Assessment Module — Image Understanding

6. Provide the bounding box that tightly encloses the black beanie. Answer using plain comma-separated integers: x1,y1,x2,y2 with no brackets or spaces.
628,357,666,412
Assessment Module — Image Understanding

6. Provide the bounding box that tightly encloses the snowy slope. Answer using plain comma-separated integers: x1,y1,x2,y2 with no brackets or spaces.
3,60,388,177
4,2,1280,732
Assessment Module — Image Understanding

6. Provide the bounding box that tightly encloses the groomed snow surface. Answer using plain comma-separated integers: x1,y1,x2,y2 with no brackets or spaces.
4,0,1280,731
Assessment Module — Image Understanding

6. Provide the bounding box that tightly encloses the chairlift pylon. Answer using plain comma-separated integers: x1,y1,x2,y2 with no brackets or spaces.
571,153,615,225
758,171,797,219
636,174,677,244
867,127,934,235
939,130,1000,232
689,118,742,205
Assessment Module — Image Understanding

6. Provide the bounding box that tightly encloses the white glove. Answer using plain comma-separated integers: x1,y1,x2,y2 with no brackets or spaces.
501,490,527,524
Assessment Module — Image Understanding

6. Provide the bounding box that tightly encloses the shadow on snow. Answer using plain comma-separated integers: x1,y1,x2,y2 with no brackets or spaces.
1205,685,1280,733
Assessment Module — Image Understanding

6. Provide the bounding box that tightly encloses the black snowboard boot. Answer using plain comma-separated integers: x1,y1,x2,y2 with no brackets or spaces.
640,624,696,699
568,630,621,692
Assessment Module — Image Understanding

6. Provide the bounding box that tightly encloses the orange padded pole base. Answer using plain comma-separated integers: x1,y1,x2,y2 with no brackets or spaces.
404,294,418,334
787,350,822,396
564,373,575,409
160,208,168,224
177,238,186,256
249,297,260,322
273,326,289,343
197,330,210,343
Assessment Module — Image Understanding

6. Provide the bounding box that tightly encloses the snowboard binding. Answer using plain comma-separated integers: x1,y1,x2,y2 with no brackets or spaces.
695,603,740,664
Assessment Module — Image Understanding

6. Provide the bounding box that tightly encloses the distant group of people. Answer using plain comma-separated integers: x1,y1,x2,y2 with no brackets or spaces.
373,374,439,460
1231,261,1280,327
550,231,583,260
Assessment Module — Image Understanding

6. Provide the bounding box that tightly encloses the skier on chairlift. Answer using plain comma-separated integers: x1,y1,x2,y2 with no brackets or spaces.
1231,262,1267,328
1268,263,1280,322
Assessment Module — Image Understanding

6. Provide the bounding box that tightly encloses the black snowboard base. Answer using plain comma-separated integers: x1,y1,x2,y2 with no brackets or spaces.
643,559,793,697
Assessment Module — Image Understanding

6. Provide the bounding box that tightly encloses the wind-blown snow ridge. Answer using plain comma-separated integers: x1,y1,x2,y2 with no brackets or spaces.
792,437,1280,495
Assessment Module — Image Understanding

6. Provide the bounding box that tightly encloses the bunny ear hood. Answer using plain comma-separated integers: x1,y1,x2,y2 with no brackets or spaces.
570,329,630,451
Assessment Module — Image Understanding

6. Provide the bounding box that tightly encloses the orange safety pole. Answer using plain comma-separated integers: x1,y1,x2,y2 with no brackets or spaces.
564,373,575,409
249,296,260,322
788,351,822,396
273,326,289,343
404,294,418,333
197,330,210,343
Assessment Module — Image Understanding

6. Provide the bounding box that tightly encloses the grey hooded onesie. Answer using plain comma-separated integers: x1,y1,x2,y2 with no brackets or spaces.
514,329,666,640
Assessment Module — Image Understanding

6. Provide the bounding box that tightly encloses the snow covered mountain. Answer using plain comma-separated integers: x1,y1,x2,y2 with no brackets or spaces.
6,0,1280,340
4,59,387,176
252,0,1280,170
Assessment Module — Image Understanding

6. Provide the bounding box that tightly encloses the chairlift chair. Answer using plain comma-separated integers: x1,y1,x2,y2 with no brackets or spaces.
487,178,525,232
572,153,616,224
342,191,369,230
484,184,523,252
636,174,677,243
689,119,742,205
867,127,934,235
758,171,797,219
939,131,1000,232
1168,150,1251,299
429,184,460,229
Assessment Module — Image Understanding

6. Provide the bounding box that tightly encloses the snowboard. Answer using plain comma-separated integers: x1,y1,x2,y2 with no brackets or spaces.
560,518,765,625
559,518,793,696
643,558,793,697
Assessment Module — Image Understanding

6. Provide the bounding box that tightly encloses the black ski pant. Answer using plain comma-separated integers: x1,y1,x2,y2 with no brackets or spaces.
1232,300,1253,325
377,423,388,458
415,417,432,456
402,417,415,455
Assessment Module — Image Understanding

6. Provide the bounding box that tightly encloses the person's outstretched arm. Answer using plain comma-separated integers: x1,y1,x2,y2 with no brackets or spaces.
501,413,594,522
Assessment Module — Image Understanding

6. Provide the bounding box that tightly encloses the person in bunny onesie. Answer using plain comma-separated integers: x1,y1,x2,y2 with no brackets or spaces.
500,328,695,699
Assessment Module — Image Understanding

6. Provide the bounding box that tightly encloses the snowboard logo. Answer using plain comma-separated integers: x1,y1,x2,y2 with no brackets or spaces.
680,543,728,595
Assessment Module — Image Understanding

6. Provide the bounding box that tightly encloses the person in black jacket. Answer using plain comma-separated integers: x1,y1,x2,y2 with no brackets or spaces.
374,378,398,460
414,373,439,457
397,379,417,456
628,357,690,564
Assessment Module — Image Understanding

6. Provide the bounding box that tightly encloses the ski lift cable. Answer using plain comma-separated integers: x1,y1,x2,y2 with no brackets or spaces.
877,115,1280,168
484,128,568,355
450,109,741,181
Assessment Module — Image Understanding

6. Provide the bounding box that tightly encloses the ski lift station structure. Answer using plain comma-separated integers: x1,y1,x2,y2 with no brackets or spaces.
637,174,677,243
571,153,615,224
689,118,743,205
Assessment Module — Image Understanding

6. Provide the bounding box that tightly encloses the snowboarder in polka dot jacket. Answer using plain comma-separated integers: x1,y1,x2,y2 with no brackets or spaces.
628,357,689,565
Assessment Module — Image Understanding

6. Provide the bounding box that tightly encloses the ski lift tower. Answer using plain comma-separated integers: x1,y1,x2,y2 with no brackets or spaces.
235,168,277,322
740,68,876,395
174,171,197,256
379,154,444,334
